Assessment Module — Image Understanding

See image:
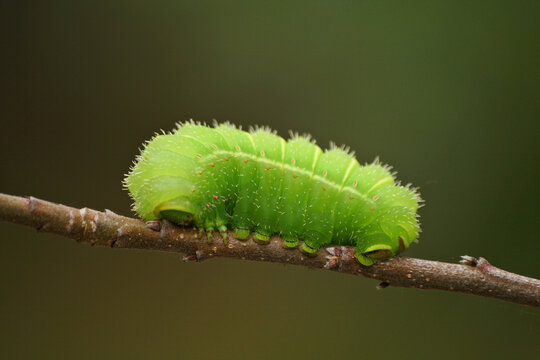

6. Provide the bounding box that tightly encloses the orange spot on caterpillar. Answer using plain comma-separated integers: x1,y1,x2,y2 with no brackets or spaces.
260,151,265,157
196,154,203,158
225,157,229,161
373,195,380,201
293,174,297,178
211,144,218,150
323,170,327,177
244,159,248,163
353,181,358,187
214,195,219,200
210,163,215,167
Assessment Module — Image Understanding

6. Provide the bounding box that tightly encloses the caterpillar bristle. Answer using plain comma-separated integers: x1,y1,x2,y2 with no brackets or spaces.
213,120,233,129
288,130,299,139
372,156,380,164
249,124,277,135
380,162,396,176
288,130,316,144
326,142,356,157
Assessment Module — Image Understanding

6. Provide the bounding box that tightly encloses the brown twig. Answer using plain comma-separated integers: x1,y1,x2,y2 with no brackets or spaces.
0,192,538,307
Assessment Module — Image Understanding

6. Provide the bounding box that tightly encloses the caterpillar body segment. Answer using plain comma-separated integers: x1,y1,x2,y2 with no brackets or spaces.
278,137,321,247
249,130,286,241
125,122,422,266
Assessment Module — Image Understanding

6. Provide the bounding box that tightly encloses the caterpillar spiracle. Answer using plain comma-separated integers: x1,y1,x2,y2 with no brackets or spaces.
125,122,422,266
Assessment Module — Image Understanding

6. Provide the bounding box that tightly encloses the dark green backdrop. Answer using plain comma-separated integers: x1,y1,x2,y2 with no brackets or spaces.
1,1,538,359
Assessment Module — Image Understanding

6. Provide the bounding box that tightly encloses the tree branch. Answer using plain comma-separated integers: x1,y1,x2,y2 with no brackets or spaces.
0,192,538,307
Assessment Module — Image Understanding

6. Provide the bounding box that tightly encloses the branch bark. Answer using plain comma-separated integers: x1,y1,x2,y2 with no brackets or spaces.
1,193,538,307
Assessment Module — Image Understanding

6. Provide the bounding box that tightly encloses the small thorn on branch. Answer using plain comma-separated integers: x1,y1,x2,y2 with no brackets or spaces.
460,255,478,266
459,255,501,277
324,247,341,269
146,220,161,232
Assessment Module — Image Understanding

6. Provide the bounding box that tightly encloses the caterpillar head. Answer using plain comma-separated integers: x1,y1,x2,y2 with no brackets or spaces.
356,205,419,266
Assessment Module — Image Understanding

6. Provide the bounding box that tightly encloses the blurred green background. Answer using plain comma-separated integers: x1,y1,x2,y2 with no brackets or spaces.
1,1,538,359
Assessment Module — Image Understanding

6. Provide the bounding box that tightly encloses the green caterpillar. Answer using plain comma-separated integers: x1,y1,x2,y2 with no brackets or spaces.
125,122,422,266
